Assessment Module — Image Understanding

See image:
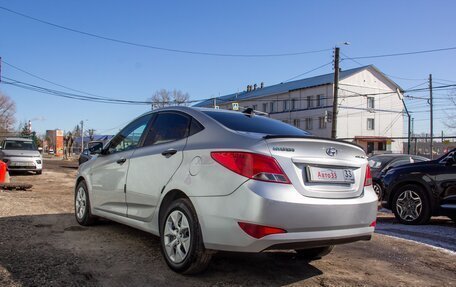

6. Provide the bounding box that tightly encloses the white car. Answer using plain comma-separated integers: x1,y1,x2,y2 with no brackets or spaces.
0,137,43,174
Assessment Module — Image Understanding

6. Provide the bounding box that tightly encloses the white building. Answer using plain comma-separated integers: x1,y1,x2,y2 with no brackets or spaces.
195,65,405,154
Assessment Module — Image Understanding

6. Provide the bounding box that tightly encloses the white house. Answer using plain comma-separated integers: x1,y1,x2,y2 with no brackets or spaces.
195,65,405,154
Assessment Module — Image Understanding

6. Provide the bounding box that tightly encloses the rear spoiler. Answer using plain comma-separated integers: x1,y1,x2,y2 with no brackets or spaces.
263,135,364,150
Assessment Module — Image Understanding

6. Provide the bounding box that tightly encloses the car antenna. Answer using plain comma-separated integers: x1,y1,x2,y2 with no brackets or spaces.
242,108,255,117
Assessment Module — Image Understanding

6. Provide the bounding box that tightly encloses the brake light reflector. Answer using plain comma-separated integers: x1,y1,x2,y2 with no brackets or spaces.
238,222,287,239
364,165,372,186
211,152,290,184
370,220,376,227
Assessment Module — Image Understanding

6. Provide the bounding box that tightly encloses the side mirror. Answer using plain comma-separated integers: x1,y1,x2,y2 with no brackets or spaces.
89,142,103,155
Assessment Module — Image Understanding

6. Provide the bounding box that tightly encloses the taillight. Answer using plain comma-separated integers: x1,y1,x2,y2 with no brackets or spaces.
364,165,372,186
211,152,290,184
238,222,287,239
370,220,376,227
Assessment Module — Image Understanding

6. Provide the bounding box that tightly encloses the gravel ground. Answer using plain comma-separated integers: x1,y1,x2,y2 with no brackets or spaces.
0,159,455,287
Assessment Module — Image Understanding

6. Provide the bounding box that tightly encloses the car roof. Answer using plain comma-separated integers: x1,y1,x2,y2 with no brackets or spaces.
4,137,33,142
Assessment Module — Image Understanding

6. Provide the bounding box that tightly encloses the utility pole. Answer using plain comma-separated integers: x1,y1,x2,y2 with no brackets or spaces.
331,47,340,139
429,74,434,159
411,118,414,136
401,97,411,154
80,120,84,154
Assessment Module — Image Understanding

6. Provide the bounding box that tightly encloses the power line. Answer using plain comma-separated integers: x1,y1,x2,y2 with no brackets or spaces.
343,46,456,60
2,76,153,105
340,51,428,82
283,62,333,82
1,60,113,100
0,6,331,58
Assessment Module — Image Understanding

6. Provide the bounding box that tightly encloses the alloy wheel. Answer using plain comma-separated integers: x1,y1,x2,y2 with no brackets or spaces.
75,187,87,220
164,210,191,264
396,190,423,221
373,184,382,200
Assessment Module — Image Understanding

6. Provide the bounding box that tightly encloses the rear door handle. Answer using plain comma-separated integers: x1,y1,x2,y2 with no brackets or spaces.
116,158,127,165
161,149,178,158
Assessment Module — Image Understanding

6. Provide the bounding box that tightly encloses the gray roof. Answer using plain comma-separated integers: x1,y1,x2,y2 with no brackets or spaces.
194,65,400,107
4,137,33,142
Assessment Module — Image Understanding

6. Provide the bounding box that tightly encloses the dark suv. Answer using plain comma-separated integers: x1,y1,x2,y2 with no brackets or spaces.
380,149,456,224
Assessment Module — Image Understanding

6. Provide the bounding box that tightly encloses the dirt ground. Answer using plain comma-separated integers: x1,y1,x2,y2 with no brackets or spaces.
0,159,455,287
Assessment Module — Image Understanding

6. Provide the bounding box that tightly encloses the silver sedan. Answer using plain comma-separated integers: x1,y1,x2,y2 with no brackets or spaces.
75,107,377,274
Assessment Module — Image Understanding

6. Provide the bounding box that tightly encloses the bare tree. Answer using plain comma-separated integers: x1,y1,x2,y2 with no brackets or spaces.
172,89,190,106
88,129,95,141
151,89,171,109
150,89,190,110
444,89,456,130
0,93,16,136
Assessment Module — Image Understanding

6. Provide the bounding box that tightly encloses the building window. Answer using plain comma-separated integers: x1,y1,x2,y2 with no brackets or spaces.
262,103,268,112
367,118,375,130
283,100,288,111
307,96,313,109
270,102,275,113
319,116,327,129
252,104,257,111
316,94,325,107
282,119,289,124
291,98,296,110
305,118,313,130
367,97,375,109
293,119,300,128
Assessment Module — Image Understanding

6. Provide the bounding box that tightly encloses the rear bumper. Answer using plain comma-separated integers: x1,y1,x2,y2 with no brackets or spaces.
191,180,378,253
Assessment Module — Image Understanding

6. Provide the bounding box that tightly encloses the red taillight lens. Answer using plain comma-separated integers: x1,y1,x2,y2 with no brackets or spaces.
364,165,372,186
370,220,376,227
238,222,287,239
211,152,290,184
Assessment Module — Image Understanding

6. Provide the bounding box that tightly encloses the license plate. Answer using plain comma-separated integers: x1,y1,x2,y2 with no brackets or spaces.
10,162,35,167
307,166,355,183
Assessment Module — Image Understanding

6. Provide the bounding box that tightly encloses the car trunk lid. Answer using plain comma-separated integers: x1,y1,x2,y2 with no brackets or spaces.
264,136,368,199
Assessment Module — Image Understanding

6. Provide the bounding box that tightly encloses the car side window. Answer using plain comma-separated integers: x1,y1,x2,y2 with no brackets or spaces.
108,114,153,154
189,118,204,136
143,112,191,146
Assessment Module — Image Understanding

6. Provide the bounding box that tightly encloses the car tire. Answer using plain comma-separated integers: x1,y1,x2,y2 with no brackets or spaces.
74,181,97,226
392,184,431,225
36,170,42,175
295,246,334,260
160,198,212,274
373,183,382,201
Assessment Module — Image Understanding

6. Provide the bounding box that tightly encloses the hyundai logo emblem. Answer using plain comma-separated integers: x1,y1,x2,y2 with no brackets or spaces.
326,147,337,157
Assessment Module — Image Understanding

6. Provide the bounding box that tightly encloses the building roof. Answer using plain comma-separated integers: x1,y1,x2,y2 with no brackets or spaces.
194,65,402,107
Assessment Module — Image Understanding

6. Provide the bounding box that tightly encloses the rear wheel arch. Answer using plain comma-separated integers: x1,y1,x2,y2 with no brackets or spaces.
158,189,192,232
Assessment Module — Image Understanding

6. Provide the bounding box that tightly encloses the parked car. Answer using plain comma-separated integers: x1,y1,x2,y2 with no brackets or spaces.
368,154,429,200
380,149,456,224
0,137,43,174
74,107,377,274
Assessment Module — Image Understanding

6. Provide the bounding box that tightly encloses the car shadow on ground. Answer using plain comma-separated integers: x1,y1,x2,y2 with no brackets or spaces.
376,215,455,226
0,213,323,287
7,171,38,177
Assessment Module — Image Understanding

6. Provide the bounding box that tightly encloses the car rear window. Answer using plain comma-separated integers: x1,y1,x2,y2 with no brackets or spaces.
203,111,310,136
